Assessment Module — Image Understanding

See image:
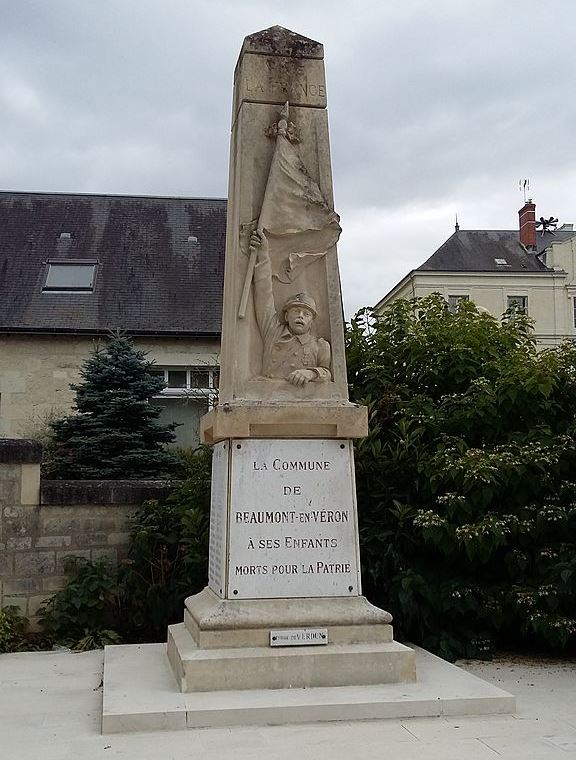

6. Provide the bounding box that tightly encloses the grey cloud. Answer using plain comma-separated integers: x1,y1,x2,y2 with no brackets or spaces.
1,0,576,309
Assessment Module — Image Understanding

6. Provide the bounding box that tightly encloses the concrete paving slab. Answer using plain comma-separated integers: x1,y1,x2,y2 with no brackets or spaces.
101,643,515,732
2,647,574,759
103,643,187,732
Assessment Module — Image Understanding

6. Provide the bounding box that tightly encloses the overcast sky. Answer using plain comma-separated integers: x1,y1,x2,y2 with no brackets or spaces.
2,0,576,316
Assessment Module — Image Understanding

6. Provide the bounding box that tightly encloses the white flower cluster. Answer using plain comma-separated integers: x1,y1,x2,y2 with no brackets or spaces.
536,584,557,599
515,592,536,610
539,548,559,560
515,519,536,533
538,505,566,523
413,509,446,528
455,514,516,540
437,493,467,506
529,612,576,634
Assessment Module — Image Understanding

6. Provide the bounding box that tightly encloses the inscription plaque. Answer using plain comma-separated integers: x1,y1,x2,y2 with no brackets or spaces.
226,438,361,599
270,628,328,647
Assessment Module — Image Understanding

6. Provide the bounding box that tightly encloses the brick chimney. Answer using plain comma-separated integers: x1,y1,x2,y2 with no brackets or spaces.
519,199,536,250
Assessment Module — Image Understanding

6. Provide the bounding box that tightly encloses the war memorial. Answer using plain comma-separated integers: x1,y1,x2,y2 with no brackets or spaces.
101,26,515,732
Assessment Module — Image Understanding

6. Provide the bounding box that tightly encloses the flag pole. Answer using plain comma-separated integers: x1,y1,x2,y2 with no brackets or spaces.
238,224,261,319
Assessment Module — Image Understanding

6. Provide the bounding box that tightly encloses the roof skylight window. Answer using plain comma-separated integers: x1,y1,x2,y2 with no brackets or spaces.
494,258,509,265
42,261,97,292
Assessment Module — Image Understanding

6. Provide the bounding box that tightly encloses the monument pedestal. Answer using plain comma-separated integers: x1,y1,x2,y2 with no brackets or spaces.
166,435,417,694
167,587,415,692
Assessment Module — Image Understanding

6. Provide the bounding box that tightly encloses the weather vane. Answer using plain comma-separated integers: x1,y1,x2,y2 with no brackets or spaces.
536,216,558,235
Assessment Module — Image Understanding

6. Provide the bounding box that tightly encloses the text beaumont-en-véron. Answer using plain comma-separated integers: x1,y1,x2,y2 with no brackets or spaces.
235,510,349,524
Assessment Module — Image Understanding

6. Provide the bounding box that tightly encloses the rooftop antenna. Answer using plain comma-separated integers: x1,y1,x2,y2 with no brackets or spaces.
454,213,460,232
519,178,530,203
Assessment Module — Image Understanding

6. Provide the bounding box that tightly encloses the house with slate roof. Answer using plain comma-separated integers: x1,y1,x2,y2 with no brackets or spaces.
0,190,225,445
375,200,576,346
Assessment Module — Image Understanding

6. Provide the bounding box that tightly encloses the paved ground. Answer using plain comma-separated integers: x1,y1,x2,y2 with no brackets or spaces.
1,648,575,759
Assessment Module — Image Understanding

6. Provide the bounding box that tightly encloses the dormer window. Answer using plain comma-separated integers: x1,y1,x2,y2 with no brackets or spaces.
42,261,98,292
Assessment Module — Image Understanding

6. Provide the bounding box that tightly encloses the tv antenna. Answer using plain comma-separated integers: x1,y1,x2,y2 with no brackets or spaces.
519,179,530,203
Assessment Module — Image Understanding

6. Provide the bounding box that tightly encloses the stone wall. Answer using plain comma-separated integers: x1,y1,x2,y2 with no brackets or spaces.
0,439,174,625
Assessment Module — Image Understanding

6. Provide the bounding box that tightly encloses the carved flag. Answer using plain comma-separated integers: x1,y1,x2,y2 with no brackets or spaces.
258,105,341,283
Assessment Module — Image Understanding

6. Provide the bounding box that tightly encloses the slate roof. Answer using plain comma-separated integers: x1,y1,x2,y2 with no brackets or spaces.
418,229,576,273
0,191,226,335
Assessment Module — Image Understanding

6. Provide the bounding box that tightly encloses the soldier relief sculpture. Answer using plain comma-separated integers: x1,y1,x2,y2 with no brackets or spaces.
250,231,331,385
239,103,341,386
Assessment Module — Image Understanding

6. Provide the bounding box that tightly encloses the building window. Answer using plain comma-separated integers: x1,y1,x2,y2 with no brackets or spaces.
507,295,528,314
151,366,219,449
447,294,469,313
151,366,219,400
43,261,97,292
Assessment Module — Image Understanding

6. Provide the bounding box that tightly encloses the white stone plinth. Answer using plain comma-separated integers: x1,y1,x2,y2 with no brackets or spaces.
167,622,415,693
101,643,516,733
167,587,412,694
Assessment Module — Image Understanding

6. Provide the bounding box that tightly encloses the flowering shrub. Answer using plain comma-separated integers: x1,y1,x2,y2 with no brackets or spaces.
347,295,576,659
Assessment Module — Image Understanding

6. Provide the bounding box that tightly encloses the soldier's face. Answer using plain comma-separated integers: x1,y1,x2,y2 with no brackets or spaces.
286,306,314,335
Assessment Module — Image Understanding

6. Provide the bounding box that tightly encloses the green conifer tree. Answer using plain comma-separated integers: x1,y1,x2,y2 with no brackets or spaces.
48,334,179,479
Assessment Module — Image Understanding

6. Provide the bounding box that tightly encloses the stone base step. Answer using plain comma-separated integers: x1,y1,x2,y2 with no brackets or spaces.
102,643,516,734
167,622,416,692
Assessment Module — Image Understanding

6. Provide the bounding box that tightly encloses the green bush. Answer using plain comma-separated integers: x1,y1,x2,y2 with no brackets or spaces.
347,295,576,659
39,446,212,647
0,606,29,653
119,444,211,641
39,557,122,649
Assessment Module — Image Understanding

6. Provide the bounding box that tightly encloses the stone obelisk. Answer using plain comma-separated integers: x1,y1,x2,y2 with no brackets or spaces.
167,26,415,693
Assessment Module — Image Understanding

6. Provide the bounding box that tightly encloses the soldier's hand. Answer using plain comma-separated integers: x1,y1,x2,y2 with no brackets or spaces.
287,369,316,386
249,230,269,260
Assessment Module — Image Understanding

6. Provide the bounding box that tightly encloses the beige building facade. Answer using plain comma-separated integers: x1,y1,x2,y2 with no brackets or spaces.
376,202,576,347
0,191,225,447
0,334,220,447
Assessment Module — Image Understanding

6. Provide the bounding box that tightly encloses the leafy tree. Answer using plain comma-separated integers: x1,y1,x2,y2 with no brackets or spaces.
47,333,179,479
347,294,576,659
